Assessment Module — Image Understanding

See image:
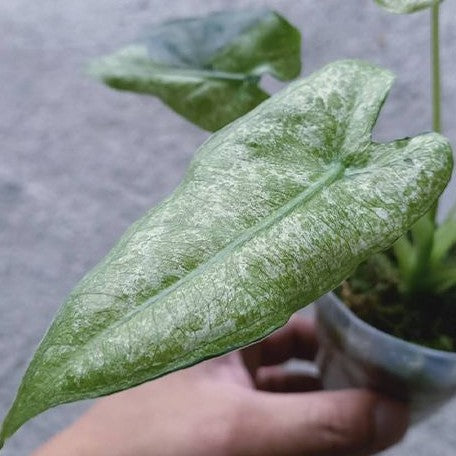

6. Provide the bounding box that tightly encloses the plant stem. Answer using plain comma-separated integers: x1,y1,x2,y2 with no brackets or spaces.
404,1,443,294
428,0,441,222
430,0,442,222
431,1,441,134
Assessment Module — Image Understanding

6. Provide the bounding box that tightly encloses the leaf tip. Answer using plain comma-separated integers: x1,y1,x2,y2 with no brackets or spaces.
85,58,106,81
374,0,443,14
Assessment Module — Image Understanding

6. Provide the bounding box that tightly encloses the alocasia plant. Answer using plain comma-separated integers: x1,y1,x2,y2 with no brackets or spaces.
0,59,452,447
88,9,301,131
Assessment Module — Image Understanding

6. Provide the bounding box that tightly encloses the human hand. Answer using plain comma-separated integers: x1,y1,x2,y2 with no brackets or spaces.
33,316,408,456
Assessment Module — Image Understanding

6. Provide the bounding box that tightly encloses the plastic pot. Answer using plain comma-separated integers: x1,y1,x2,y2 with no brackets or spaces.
315,292,456,423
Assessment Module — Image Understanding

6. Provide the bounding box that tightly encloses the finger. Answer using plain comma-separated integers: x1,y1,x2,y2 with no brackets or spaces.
255,366,322,392
233,389,408,456
242,315,318,372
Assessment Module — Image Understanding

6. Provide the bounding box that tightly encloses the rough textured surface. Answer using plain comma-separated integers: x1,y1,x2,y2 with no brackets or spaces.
1,1,455,454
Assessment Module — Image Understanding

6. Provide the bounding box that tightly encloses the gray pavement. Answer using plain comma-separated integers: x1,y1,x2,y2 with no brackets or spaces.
1,0,456,454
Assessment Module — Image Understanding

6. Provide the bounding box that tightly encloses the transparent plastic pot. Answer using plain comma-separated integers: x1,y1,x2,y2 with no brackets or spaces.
315,292,456,423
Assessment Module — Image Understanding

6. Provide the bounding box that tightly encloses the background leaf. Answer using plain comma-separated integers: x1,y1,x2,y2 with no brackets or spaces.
88,9,301,131
431,204,456,268
375,0,443,14
1,60,452,447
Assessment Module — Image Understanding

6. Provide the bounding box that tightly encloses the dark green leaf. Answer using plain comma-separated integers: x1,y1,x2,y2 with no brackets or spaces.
375,0,443,14
432,204,456,264
404,214,436,292
88,10,301,131
1,60,452,447
393,235,415,281
429,264,456,292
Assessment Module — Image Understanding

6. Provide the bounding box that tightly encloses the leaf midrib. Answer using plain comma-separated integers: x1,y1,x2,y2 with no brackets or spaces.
67,161,346,356
109,59,259,83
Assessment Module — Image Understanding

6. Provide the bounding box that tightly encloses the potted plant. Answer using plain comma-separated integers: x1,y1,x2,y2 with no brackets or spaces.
0,2,454,450
316,0,456,423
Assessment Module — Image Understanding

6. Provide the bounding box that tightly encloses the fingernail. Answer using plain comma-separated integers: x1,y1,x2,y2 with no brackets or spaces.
373,399,409,452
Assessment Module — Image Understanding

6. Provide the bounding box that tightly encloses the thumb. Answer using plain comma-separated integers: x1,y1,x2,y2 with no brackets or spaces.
235,389,408,456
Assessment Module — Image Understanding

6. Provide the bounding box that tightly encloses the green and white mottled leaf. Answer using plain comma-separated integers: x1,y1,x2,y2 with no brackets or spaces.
88,9,301,131
375,0,443,14
1,60,452,447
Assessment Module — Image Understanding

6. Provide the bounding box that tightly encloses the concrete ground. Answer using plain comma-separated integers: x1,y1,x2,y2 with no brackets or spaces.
1,0,456,454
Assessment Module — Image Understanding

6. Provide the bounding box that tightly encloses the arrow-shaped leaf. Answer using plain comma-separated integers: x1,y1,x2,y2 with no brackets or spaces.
1,60,452,447
375,0,443,14
88,9,301,131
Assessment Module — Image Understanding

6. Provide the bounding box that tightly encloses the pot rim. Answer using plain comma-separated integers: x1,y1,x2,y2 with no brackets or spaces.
322,292,456,361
